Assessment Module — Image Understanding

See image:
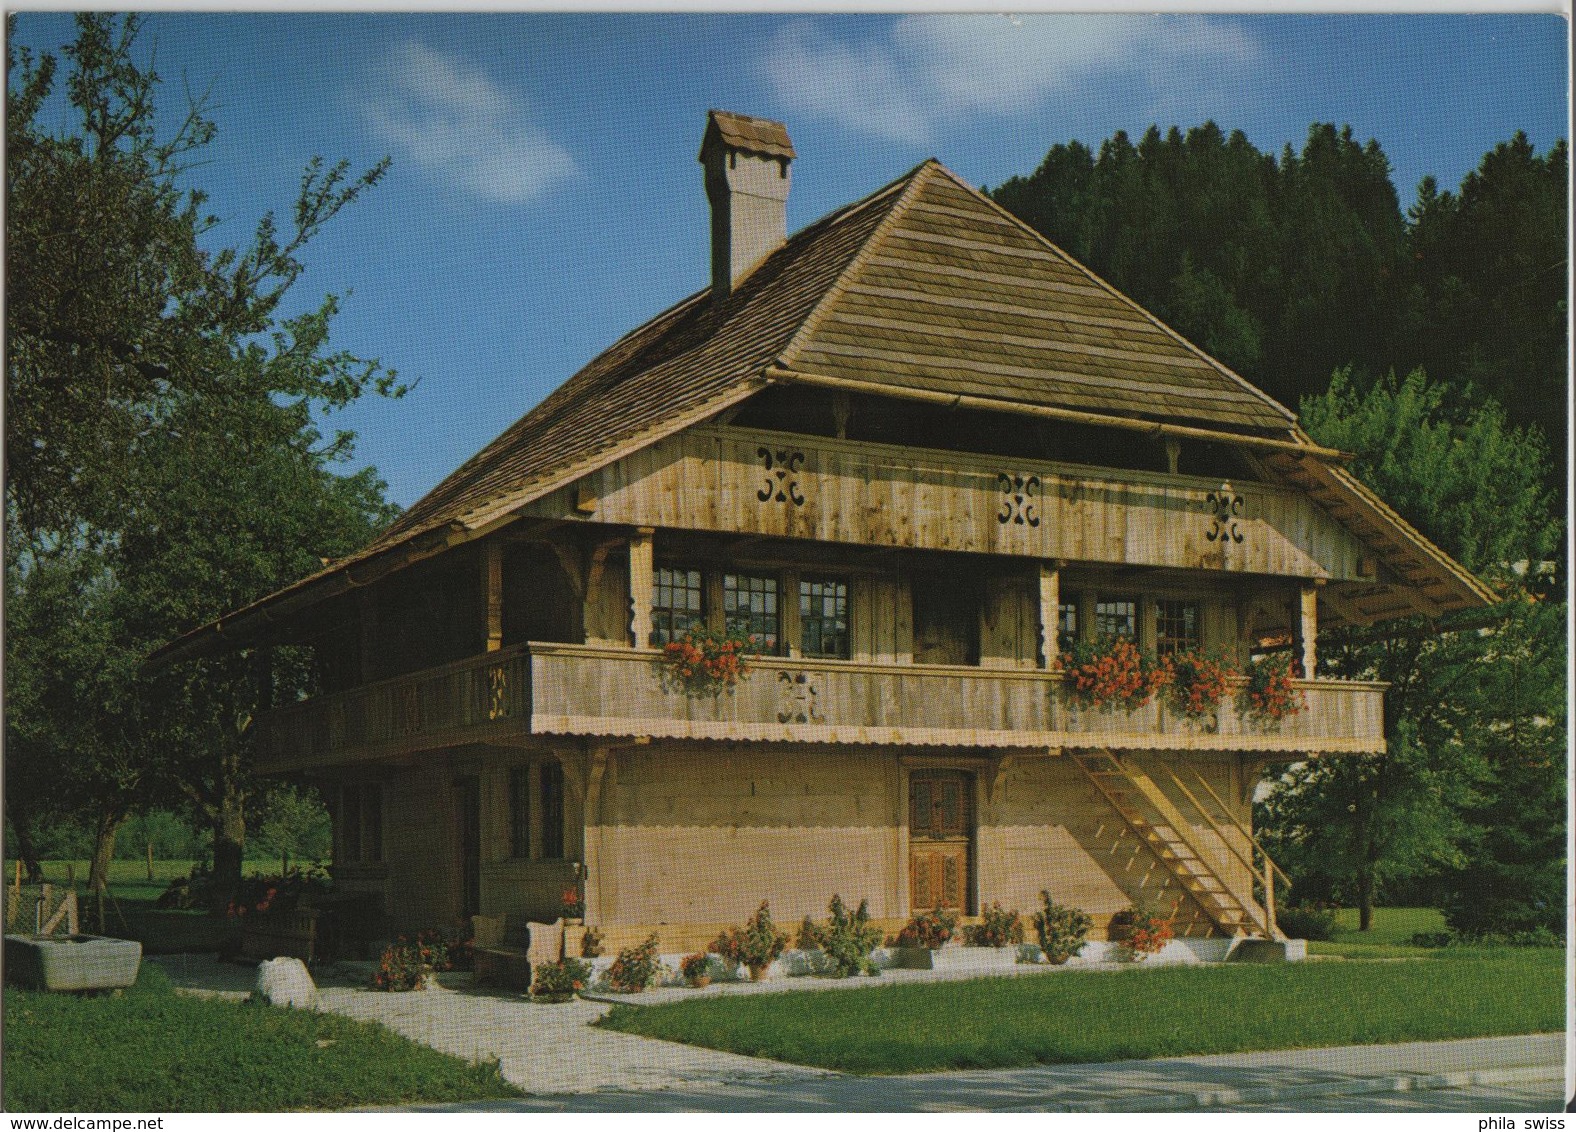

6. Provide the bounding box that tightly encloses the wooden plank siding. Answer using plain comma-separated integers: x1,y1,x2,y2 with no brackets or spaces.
252,641,1385,772
543,426,1369,581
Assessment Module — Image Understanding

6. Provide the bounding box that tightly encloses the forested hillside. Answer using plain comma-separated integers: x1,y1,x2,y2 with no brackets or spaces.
990,122,1568,501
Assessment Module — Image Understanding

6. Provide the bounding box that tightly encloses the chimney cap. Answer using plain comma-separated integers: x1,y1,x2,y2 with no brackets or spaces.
699,110,795,163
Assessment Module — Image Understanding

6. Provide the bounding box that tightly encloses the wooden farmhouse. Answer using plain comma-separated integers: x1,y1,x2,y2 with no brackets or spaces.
154,112,1492,953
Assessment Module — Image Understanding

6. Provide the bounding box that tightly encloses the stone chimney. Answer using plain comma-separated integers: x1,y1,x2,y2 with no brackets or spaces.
699,110,794,300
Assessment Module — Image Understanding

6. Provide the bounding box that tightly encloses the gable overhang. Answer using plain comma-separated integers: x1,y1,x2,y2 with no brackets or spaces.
142,380,769,672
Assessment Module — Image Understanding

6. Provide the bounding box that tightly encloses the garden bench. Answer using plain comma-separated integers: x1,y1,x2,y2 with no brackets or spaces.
472,914,563,990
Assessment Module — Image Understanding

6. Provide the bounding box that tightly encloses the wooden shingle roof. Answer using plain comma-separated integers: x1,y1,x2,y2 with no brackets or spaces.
701,110,796,161
146,155,1489,667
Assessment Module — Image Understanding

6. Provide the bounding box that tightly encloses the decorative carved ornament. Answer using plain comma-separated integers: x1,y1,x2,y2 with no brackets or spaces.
1205,487,1245,544
487,665,510,721
776,670,822,724
757,447,806,506
997,472,1041,527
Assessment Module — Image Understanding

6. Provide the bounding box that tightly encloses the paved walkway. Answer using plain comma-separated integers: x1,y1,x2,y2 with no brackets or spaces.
151,955,1565,1111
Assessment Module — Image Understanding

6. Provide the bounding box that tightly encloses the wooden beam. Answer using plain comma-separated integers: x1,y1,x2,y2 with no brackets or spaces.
628,528,654,648
1038,563,1059,668
1297,583,1319,677
765,365,1353,461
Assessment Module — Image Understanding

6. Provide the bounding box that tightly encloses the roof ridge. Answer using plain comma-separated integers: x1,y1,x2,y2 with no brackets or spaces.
775,160,940,372
925,161,1299,432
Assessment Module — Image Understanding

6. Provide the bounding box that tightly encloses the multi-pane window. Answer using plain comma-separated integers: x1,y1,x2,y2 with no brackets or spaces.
1095,597,1138,640
652,567,705,646
1156,599,1202,657
539,761,564,860
508,767,530,858
800,578,850,659
723,572,780,654
1057,602,1079,653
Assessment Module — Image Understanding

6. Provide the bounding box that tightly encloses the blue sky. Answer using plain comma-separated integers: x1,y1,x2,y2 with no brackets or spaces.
10,11,1569,510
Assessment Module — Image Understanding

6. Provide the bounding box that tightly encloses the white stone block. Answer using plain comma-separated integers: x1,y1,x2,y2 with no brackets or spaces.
255,956,317,1008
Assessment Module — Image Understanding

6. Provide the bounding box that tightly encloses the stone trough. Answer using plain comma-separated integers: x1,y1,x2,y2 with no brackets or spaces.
4,933,143,992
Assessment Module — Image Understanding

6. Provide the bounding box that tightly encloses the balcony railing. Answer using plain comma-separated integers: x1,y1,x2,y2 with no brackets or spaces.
252,642,1385,770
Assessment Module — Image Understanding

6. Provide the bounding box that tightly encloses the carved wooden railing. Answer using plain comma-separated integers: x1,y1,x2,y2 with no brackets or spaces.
252,647,530,771
253,642,1386,769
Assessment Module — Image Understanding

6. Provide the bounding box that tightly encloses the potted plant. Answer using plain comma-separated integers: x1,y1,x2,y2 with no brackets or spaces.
679,952,713,988
1161,650,1238,723
1110,905,1174,960
370,930,452,991
606,934,662,993
711,901,789,981
798,895,883,977
888,905,959,969
658,626,753,698
531,956,592,1003
560,885,585,925
1241,652,1305,723
963,901,1025,948
1030,891,1092,964
1061,635,1167,711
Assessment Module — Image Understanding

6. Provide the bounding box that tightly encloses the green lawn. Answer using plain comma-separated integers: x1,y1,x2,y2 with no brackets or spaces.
3,964,521,1111
1307,907,1448,959
597,946,1563,1075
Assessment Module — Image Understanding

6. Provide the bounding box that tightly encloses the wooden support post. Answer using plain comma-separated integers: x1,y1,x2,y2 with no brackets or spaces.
481,541,504,652
1297,583,1319,677
581,747,609,927
1263,854,1278,939
147,843,154,882
1038,563,1060,667
781,569,802,657
628,528,654,648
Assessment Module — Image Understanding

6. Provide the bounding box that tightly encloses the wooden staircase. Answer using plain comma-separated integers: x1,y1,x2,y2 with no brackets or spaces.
1074,752,1279,939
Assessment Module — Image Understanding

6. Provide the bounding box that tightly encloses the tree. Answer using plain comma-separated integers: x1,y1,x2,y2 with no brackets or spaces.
1397,133,1569,501
5,13,398,544
5,14,401,901
1258,369,1564,930
121,393,394,900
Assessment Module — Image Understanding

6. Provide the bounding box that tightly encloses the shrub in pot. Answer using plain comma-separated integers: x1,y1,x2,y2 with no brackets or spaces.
711,901,789,980
799,895,883,977
606,934,662,993
963,901,1025,948
1031,891,1092,964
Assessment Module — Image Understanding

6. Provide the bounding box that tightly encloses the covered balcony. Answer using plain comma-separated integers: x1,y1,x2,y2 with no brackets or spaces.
251,642,1386,773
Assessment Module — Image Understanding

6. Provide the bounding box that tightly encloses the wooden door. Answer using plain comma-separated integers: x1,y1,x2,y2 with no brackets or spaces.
909,770,973,912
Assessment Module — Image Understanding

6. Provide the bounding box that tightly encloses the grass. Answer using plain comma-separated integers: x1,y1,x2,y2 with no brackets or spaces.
2,963,521,1111
1307,907,1448,959
598,943,1562,1075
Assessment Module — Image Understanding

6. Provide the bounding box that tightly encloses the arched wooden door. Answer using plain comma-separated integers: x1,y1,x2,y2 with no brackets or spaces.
908,770,973,913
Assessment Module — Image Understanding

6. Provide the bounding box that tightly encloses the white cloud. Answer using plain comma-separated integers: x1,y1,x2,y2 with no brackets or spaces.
767,14,1262,144
362,41,576,206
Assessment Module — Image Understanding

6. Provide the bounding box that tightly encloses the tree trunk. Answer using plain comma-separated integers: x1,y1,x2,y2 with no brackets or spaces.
208,785,247,912
1356,870,1376,931
87,809,124,893
8,810,46,884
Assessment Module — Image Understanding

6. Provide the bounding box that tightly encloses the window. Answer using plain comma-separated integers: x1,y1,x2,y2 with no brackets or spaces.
723,572,780,654
1095,597,1138,640
508,767,531,859
652,566,705,646
1157,599,1202,657
540,761,564,860
1057,602,1079,653
800,578,850,659
338,783,382,863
